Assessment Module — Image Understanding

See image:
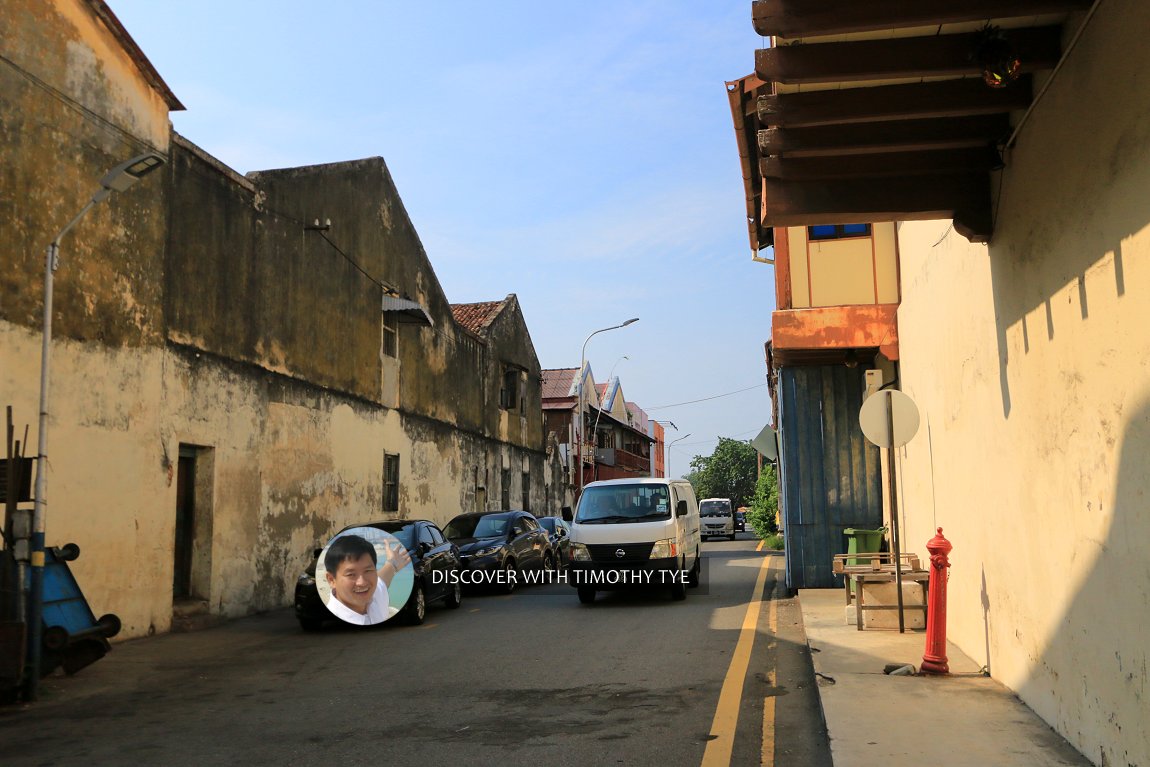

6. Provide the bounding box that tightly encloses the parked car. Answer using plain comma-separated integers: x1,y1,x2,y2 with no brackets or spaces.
699,498,735,540
443,511,555,593
537,516,572,566
295,519,463,630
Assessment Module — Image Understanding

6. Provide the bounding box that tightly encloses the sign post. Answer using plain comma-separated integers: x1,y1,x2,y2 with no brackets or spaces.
858,388,920,632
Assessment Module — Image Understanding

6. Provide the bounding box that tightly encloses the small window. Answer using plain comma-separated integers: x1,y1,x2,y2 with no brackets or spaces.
500,369,519,410
383,453,400,512
501,467,511,509
382,314,398,358
521,471,530,512
808,223,871,241
417,524,435,546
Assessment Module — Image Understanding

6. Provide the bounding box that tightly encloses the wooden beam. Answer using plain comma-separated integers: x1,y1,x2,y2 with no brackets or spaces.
756,26,1062,84
761,147,1002,180
753,0,1094,39
762,174,993,241
759,114,1011,157
757,76,1032,128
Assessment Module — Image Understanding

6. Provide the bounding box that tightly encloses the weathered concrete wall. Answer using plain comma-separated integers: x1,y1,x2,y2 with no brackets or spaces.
895,3,1150,763
2,0,566,642
482,296,543,450
1,0,171,343
167,142,383,401
0,0,174,636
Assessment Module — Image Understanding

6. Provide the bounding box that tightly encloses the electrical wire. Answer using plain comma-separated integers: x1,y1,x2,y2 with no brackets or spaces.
645,383,767,410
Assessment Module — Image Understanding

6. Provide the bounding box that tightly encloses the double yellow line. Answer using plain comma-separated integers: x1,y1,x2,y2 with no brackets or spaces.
701,546,779,767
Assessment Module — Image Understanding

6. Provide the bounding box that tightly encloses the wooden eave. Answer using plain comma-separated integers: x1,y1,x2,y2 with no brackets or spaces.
745,2,1089,243
726,74,773,251
752,0,1093,38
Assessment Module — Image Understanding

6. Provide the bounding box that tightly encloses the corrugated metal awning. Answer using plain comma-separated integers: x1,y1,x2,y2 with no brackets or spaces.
381,295,433,326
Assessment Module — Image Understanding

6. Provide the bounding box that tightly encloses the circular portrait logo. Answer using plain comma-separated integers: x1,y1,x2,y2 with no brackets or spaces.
316,527,414,625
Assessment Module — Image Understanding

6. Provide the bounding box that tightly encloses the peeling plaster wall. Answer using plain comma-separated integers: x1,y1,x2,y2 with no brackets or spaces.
894,3,1150,764
1,0,171,342
1,0,173,637
3,0,568,643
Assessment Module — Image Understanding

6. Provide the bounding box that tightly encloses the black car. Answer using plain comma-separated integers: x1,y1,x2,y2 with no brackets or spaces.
537,516,572,566
735,511,746,533
295,519,463,630
443,511,555,593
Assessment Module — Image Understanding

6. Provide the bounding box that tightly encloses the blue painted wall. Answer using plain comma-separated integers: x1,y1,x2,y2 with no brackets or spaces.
778,365,883,589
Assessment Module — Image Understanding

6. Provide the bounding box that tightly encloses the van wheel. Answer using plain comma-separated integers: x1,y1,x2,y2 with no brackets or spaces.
687,553,701,588
578,586,596,604
670,580,687,601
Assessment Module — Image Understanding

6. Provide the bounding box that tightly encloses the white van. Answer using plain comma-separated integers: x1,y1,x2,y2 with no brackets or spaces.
699,498,735,540
564,478,701,604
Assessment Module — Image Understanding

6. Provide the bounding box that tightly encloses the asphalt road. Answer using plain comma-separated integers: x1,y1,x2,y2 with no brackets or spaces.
0,537,831,766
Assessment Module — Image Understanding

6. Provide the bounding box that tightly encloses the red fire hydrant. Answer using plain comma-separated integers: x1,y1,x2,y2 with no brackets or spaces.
921,527,953,675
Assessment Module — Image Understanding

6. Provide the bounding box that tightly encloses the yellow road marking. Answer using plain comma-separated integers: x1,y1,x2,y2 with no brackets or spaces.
761,595,778,766
701,553,774,767
756,540,764,552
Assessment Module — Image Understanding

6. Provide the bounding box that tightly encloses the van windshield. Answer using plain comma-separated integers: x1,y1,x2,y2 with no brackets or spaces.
700,501,732,517
576,485,671,524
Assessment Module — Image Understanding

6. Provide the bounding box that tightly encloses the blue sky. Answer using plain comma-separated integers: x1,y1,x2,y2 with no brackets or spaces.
110,1,776,478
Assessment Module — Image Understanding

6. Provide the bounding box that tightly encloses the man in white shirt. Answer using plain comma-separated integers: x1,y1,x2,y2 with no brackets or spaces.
323,534,410,625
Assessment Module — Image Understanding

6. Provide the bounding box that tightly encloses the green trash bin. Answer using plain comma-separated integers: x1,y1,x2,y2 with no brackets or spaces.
843,527,887,593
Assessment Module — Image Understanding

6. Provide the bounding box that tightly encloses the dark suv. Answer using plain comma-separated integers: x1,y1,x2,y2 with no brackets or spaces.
444,511,555,593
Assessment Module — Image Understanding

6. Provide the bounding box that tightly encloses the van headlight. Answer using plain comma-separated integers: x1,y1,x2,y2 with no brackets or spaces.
649,539,678,559
569,542,591,561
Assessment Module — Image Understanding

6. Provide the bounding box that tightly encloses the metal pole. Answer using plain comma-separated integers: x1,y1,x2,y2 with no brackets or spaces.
27,241,59,700
28,198,98,700
576,319,638,491
886,391,905,633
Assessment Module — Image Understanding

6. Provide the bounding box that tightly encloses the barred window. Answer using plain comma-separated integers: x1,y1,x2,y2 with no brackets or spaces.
383,453,400,512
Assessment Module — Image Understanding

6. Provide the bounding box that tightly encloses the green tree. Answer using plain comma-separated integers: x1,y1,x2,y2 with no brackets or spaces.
746,464,780,539
685,437,759,508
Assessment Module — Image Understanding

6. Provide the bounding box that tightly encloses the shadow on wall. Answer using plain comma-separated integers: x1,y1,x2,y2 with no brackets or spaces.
1016,397,1150,767
985,0,1150,420
988,199,1135,421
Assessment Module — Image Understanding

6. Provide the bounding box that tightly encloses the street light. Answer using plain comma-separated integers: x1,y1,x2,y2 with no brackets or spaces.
29,151,166,698
577,318,638,490
666,433,692,480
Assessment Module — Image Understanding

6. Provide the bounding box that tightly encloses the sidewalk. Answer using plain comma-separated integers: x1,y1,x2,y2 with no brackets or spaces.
796,589,1091,767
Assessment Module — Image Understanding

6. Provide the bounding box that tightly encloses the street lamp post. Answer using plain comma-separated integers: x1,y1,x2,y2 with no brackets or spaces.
28,151,165,699
577,318,638,491
666,433,692,480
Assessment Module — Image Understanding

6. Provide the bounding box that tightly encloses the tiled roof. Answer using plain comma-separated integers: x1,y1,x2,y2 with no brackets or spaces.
450,300,504,336
542,368,578,399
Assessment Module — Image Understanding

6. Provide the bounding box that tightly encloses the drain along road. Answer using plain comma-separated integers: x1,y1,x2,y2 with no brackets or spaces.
0,542,830,766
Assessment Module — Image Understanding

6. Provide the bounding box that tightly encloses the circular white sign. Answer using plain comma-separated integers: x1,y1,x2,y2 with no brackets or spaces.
859,389,920,448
